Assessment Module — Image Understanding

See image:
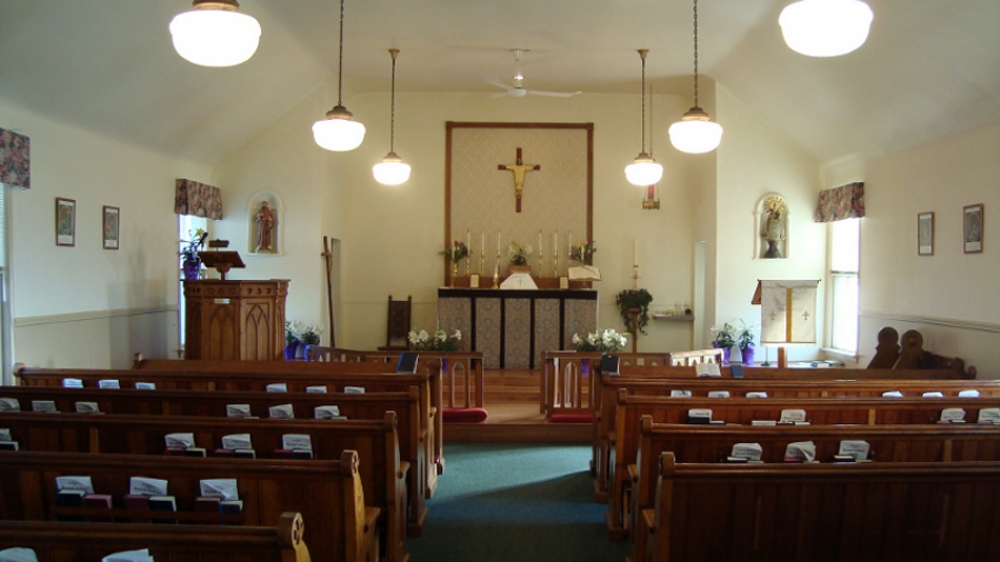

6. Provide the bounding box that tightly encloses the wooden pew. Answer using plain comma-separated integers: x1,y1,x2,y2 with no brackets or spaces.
591,375,1000,502
638,453,1000,562
0,384,428,538
14,362,441,499
628,418,1000,561
539,351,672,418
0,411,410,562
0,450,379,562
0,512,311,562
606,392,1000,539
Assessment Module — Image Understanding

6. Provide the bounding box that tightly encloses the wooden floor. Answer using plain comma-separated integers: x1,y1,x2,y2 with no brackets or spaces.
444,369,590,443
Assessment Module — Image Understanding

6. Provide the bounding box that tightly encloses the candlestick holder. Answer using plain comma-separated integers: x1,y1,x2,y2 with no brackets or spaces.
537,249,543,277
553,248,559,278
631,265,640,290
492,271,500,289
451,260,459,288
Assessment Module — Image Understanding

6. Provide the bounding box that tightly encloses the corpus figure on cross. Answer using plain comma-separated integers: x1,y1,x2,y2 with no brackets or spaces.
498,147,539,213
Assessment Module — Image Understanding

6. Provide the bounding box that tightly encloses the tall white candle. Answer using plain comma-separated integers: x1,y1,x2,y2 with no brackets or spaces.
633,239,639,267
497,229,501,255
481,229,485,257
553,229,558,253
568,230,573,257
466,229,470,254
538,229,542,255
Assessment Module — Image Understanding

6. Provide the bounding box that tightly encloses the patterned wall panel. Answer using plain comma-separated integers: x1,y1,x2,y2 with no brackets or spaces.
475,298,502,368
565,299,599,344
503,298,532,369
535,298,562,366
437,297,471,352
448,123,592,276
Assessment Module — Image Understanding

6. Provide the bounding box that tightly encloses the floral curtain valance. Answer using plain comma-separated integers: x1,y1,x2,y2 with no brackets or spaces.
0,127,30,190
174,178,222,220
814,181,864,222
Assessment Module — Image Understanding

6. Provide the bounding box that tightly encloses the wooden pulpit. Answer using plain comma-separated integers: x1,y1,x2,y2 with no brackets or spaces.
183,279,289,361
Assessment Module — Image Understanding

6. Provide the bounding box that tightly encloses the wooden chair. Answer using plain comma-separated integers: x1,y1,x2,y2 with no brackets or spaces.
379,295,412,351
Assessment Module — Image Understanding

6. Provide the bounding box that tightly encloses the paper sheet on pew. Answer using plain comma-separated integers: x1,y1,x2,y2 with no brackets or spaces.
164,433,196,449
315,405,345,420
226,404,253,418
62,378,83,388
882,391,903,398
671,390,692,397
939,408,966,423
708,391,730,398
0,398,20,412
0,429,11,441
102,548,154,562
283,434,313,451
978,408,1000,424
135,382,156,390
784,441,816,462
959,389,980,398
31,400,57,413
0,547,38,562
129,477,168,497
746,391,768,398
837,440,870,461
75,401,101,414
269,403,295,419
222,434,253,451
779,409,808,424
730,443,763,462
923,391,944,398
55,476,94,493
98,379,120,389
306,385,328,393
344,386,365,394
266,383,288,392
200,478,239,501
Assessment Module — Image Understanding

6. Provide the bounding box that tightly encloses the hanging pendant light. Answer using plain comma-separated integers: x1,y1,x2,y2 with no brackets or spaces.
779,0,874,57
169,0,261,67
373,49,411,185
625,49,663,186
312,0,366,152
669,0,723,154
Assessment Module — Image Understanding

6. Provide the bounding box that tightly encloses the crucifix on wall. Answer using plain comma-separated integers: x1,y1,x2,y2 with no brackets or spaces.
498,147,540,213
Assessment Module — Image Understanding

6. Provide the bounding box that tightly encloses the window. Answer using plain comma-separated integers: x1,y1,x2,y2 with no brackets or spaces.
178,214,208,349
828,218,860,354
0,187,11,384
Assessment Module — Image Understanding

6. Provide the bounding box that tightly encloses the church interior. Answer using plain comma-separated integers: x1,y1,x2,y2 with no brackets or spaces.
1,1,999,560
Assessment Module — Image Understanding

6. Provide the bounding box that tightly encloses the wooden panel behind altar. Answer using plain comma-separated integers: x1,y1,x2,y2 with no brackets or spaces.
446,122,593,281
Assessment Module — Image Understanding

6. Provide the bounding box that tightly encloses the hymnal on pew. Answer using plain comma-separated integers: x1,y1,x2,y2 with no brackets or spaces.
730,443,763,462
396,352,419,374
101,548,154,562
0,398,20,412
266,383,287,392
31,400,57,413
0,547,38,562
978,408,1000,424
149,495,177,524
939,408,966,423
74,401,101,414
695,363,721,377
62,378,83,388
783,441,816,463
268,403,295,419
98,379,120,389
226,404,252,418
686,408,712,424
837,440,870,461
306,385,328,393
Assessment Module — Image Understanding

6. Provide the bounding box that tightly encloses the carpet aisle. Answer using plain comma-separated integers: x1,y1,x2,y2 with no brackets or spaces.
408,442,629,562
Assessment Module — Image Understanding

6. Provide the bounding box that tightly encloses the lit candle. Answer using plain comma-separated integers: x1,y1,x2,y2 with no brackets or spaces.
633,239,639,268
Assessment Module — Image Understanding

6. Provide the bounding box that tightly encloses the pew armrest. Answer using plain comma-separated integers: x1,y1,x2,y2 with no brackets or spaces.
628,463,639,483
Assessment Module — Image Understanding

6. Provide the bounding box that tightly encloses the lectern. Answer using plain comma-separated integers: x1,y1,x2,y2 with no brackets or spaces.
183,279,289,361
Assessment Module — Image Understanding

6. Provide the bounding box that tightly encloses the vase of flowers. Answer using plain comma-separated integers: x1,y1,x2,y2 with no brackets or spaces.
569,241,597,265
711,322,737,365
737,320,757,365
285,321,322,360
507,241,533,274
440,241,470,287
179,228,207,280
615,288,654,335
572,328,628,353
408,328,462,351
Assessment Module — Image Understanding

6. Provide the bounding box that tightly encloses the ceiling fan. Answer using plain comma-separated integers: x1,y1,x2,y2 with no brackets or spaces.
487,49,581,99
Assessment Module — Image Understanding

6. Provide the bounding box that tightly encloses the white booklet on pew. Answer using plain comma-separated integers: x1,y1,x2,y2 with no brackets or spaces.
74,401,101,414
837,440,870,461
268,403,295,419
978,407,1000,424
784,441,816,462
62,378,83,388
102,548,154,562
135,382,156,390
315,405,346,420
282,434,313,452
306,385,327,393
0,548,38,562
0,398,20,412
226,404,253,418
266,383,288,393
129,477,168,497
200,478,239,501
222,434,253,451
98,379,120,389
164,433,196,449
31,400,58,413
939,408,966,423
729,442,763,462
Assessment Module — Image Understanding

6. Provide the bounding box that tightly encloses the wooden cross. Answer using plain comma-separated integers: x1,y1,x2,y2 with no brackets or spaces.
498,147,540,213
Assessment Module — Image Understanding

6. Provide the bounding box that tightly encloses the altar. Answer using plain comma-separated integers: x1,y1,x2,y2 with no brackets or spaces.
438,288,598,369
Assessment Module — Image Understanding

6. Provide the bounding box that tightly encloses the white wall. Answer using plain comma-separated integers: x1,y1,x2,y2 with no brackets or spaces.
856,120,1000,376
1,101,210,368
714,86,827,361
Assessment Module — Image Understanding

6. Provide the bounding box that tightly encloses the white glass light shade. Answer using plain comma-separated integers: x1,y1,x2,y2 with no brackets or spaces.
669,107,723,154
778,0,874,57
373,152,412,185
312,106,366,152
625,153,664,186
169,4,261,67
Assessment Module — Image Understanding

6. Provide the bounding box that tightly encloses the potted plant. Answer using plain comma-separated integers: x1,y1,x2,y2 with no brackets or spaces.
439,240,470,286
710,322,736,365
572,328,628,353
179,228,207,280
736,320,757,365
507,241,533,274
408,328,462,351
615,288,654,335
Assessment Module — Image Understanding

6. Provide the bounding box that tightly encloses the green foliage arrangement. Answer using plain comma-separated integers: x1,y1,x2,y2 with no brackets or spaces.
615,288,654,335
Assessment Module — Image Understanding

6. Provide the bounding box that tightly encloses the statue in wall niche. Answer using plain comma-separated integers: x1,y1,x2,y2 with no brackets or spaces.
256,201,275,253
760,198,787,259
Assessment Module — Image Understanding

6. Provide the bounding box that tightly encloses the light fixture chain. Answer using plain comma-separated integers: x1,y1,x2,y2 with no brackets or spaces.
390,54,397,152
337,0,345,105
640,53,647,153
693,0,699,107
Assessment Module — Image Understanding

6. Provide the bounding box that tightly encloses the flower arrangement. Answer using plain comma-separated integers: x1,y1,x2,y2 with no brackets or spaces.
180,228,207,264
439,241,470,262
615,288,654,335
569,241,597,264
711,320,757,350
572,328,628,353
286,320,323,345
710,322,737,349
508,241,533,266
408,328,462,351
736,320,757,350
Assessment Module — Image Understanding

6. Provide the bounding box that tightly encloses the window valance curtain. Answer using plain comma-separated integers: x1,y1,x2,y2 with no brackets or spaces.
174,178,222,220
814,181,864,222
0,127,30,190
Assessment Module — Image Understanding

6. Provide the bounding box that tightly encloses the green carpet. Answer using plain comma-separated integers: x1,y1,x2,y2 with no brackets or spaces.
407,442,628,561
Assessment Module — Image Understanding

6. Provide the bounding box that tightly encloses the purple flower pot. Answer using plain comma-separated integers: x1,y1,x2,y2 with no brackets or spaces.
741,345,755,365
284,340,300,360
182,260,201,280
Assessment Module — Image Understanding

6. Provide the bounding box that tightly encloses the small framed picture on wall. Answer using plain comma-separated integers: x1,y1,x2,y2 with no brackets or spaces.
55,197,76,247
963,203,983,254
103,205,120,250
917,212,934,256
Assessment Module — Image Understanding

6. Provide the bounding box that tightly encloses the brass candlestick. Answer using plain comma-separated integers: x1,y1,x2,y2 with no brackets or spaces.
553,247,559,278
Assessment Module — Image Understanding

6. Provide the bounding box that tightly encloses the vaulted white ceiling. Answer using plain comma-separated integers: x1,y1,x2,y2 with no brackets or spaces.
1,0,998,166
